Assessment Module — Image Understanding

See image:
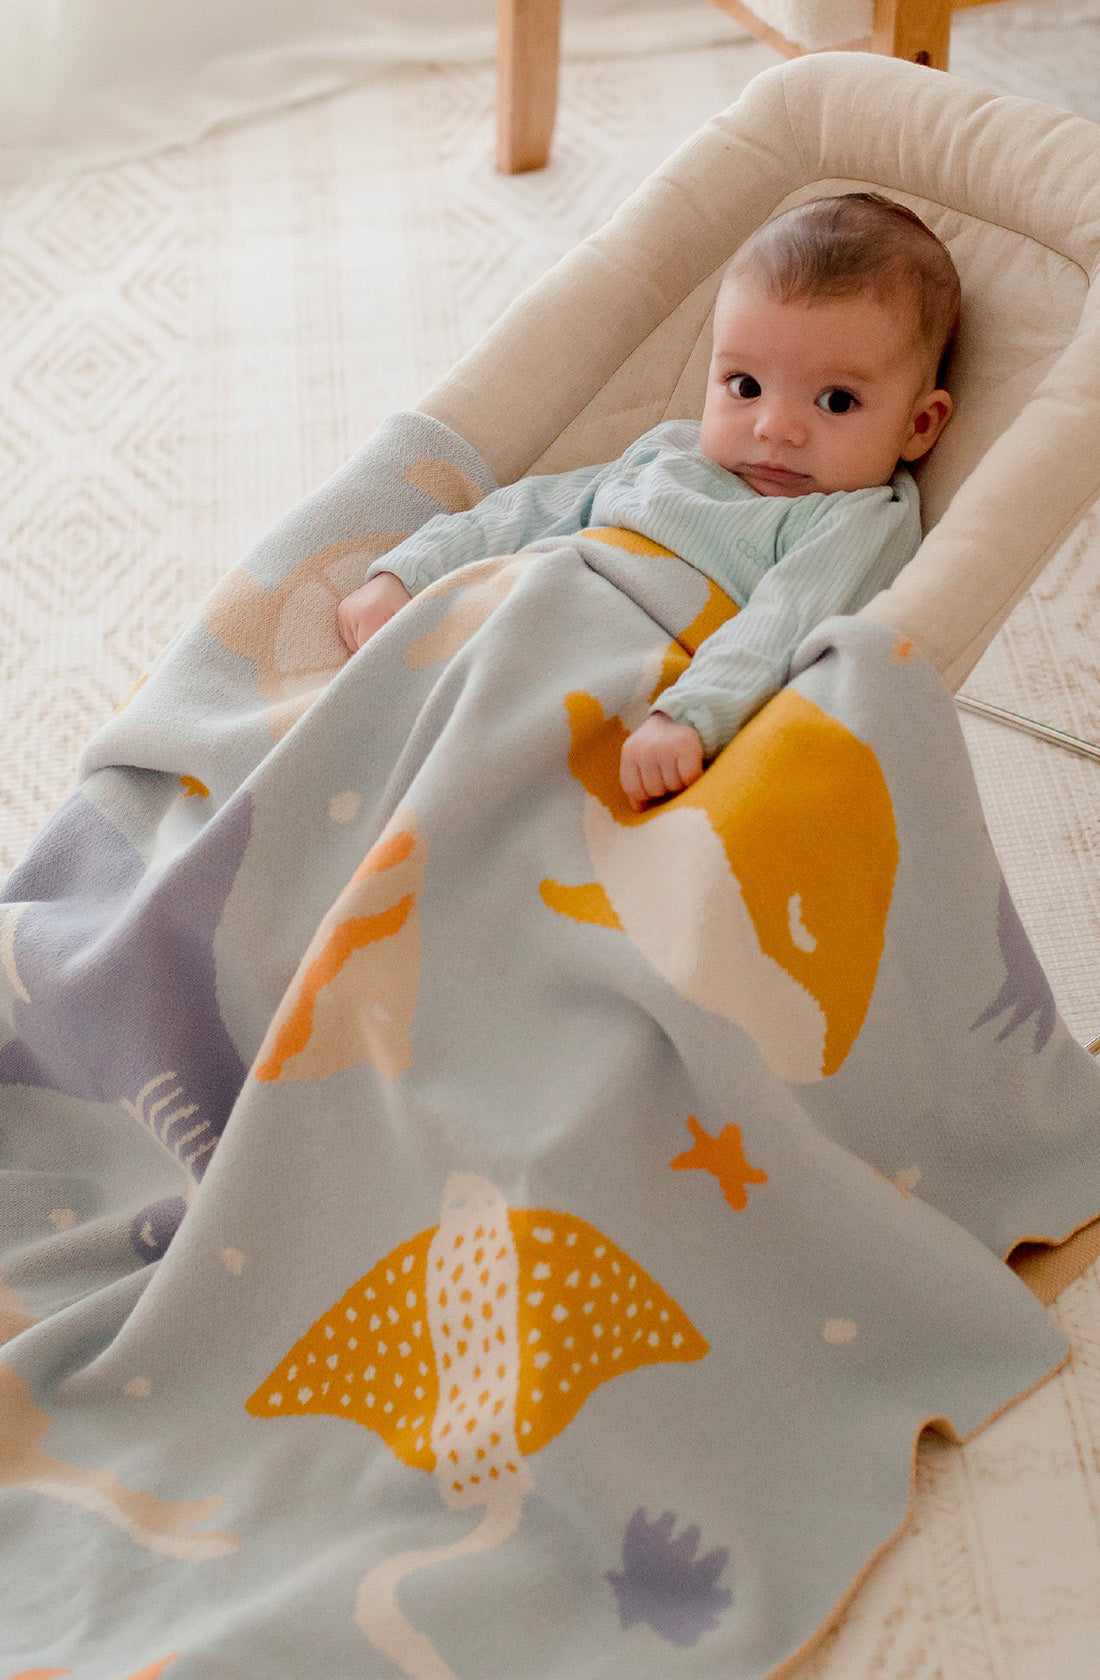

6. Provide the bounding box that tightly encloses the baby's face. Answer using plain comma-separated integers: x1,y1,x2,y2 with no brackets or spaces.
699,277,952,496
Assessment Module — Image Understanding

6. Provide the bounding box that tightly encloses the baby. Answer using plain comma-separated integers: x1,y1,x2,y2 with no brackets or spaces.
338,193,959,809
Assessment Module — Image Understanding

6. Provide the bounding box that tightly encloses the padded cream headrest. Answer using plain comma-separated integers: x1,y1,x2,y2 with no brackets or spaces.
417,52,1100,688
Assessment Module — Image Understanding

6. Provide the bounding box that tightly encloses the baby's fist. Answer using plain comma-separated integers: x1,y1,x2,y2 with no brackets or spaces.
620,712,704,812
337,572,412,654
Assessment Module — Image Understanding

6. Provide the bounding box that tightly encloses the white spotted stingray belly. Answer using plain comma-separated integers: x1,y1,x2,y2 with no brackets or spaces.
425,1175,533,1508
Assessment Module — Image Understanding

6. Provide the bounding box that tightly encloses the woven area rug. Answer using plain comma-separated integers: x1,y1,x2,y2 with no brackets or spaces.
2,8,1100,1674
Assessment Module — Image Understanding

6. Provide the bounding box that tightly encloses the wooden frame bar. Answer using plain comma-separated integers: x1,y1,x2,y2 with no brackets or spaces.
496,0,1032,173
496,0,561,174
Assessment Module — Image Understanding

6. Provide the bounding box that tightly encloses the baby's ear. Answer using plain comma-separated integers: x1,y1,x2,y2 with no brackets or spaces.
901,389,953,461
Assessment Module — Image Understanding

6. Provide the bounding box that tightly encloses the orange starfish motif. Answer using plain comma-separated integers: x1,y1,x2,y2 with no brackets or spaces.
670,1116,768,1211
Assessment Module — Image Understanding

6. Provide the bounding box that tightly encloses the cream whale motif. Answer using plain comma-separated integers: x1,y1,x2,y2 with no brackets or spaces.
583,796,829,1081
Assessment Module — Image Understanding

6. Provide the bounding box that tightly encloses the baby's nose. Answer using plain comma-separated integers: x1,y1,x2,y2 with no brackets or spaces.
754,404,807,447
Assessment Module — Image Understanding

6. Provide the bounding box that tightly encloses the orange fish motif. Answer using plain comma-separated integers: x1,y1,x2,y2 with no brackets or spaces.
248,1172,707,1676
253,806,424,1084
541,554,897,1081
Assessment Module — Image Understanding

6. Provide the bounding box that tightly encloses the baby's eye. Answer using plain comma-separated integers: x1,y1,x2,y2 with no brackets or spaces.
816,387,858,414
726,374,761,399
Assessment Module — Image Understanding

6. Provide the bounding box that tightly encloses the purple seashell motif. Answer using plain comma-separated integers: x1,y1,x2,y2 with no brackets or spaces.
607,1507,732,1647
971,878,1057,1053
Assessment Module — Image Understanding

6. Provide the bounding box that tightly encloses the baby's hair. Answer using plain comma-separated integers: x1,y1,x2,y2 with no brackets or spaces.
724,192,961,390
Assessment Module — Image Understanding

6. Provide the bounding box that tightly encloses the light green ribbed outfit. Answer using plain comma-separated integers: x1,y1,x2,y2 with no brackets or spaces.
366,419,922,755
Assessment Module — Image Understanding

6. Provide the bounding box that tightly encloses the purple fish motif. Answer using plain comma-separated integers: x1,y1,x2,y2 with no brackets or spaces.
0,788,251,1193
971,878,1057,1053
607,1508,732,1647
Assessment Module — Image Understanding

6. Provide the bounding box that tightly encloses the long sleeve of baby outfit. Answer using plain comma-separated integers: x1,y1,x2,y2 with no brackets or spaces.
652,470,922,757
363,454,633,596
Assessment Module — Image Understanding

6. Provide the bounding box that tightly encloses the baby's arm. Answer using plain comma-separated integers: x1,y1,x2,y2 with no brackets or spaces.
337,454,618,654
618,476,921,804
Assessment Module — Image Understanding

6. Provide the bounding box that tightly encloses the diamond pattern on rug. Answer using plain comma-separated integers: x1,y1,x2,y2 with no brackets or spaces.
1,151,191,866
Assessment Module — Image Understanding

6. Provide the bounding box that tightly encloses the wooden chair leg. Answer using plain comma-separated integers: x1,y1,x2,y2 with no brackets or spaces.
497,0,561,173
872,0,952,70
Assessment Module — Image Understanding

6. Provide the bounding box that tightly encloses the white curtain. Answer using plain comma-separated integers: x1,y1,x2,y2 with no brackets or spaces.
0,0,746,184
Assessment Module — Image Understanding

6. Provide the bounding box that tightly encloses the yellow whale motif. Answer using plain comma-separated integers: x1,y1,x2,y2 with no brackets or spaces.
247,1172,707,1677
541,541,898,1081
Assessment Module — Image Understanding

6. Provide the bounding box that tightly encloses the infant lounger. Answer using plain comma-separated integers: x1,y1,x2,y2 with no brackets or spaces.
5,49,1100,1680
418,48,1100,1310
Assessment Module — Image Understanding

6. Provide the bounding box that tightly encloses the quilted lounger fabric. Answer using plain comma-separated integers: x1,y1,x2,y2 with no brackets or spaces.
3,52,1100,1680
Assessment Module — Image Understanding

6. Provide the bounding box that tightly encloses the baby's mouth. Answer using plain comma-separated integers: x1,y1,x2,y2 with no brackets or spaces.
740,463,812,493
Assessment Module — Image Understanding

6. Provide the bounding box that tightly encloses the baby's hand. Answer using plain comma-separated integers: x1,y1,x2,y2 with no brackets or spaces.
620,712,704,812
337,572,413,654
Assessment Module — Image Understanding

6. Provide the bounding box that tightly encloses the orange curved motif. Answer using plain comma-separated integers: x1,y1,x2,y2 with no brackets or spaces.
5,1659,179,1680
253,809,424,1084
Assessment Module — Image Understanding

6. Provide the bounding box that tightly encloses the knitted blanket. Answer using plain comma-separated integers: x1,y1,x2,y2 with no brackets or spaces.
1,412,1098,1680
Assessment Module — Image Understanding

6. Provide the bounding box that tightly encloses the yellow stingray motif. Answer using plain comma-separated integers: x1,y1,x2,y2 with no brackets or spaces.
253,806,424,1084
247,1172,707,1677
541,568,897,1081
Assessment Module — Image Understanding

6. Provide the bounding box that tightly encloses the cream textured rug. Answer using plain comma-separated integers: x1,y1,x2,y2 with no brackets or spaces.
2,5,1100,1674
